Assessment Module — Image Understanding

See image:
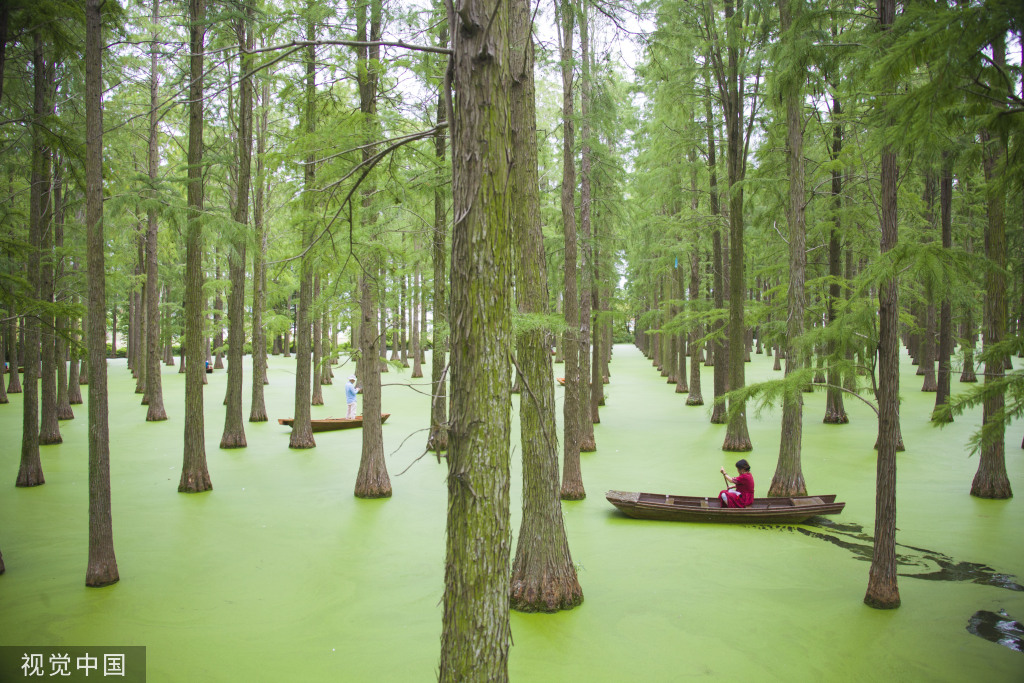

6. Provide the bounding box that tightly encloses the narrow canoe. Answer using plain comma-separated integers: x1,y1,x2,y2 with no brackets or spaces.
556,377,565,386
605,490,845,524
277,414,390,433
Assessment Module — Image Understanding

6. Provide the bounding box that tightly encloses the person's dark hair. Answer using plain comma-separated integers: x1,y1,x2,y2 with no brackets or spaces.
735,459,751,472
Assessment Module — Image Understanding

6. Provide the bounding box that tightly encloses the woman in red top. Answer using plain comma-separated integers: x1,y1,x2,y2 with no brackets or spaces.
718,459,754,508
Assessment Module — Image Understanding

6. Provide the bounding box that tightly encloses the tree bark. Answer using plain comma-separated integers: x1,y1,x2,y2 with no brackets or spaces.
705,86,727,424
250,78,270,421
144,0,167,421
353,0,389,498
179,0,213,493
509,0,583,613
972,37,1012,499
933,155,953,421
439,0,513,677
824,91,848,424
865,0,900,609
770,0,807,496
558,0,584,500
17,31,47,488
289,16,317,450
721,0,751,452
221,9,252,448
577,1,596,452
85,0,119,587
427,17,449,453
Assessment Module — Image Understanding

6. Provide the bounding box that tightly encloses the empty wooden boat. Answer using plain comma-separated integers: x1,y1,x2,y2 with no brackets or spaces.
605,490,845,524
277,414,390,432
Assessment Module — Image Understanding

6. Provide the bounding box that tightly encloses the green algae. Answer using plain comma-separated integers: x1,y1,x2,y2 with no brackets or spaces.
1,346,1022,681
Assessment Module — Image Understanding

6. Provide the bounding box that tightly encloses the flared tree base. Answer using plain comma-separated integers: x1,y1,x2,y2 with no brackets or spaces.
686,395,704,406
970,476,1012,499
767,478,807,497
864,582,900,610
354,486,393,499
289,433,316,449
39,433,63,446
85,565,119,588
57,406,74,420
930,408,953,424
146,406,168,421
16,465,45,487
580,437,596,453
249,411,268,423
560,485,585,501
510,573,583,613
823,411,849,424
178,469,212,493
220,433,247,449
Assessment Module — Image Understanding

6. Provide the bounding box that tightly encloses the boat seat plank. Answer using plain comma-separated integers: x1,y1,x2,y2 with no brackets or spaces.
789,497,824,507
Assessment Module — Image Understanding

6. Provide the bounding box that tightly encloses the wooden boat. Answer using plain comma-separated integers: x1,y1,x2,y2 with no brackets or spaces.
277,414,390,432
556,377,565,386
605,490,845,524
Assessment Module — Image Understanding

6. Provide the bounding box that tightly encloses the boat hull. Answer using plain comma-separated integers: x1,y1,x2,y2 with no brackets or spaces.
277,414,390,433
605,490,844,524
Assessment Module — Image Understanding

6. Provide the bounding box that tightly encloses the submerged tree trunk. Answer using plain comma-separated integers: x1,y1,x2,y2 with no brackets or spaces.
865,0,900,609
705,88,727,424
84,0,119,587
427,18,448,454
179,0,212,493
250,79,269,422
289,17,317,451
144,0,167,422
17,32,47,488
824,92,847,424
933,156,953,422
770,0,807,496
220,9,251,448
509,0,582,613
558,0,584,500
972,38,1012,499
439,0,512,677
353,0,389,498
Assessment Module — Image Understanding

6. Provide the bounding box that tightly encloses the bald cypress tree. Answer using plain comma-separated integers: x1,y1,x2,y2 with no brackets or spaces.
439,0,513,676
179,0,212,493
508,0,583,613
84,0,118,587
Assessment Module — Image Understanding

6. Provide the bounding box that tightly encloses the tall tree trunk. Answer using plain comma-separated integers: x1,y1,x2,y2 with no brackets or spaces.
179,0,213,493
7,317,21,394
705,86,726,424
311,276,324,406
972,37,1012,499
770,0,807,495
39,141,61,445
289,16,317,450
509,0,582,612
721,0,751,452
558,0,584,500
84,0,119,587
824,91,848,424
221,10,251,448
250,79,270,420
427,17,449,453
864,0,900,609
920,173,938,391
17,31,47,488
353,0,389,497
933,155,953,422
53,168,73,420
145,0,167,421
577,1,596,452
686,248,704,405
439,0,512,677
411,264,423,378
68,315,82,403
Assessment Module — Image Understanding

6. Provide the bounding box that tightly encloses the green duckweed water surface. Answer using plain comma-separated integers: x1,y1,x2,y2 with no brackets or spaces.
1,345,1022,681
